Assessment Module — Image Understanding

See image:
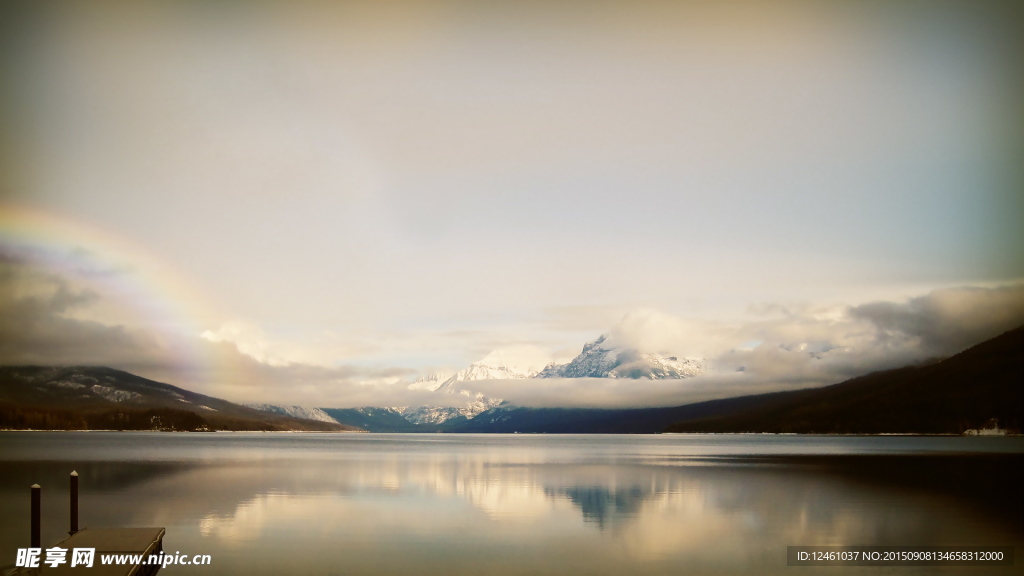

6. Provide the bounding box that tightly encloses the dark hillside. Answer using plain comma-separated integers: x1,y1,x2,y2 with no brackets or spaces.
666,327,1023,434
0,366,358,431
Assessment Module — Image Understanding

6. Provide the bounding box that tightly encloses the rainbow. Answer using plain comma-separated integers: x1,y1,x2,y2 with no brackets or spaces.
0,202,219,388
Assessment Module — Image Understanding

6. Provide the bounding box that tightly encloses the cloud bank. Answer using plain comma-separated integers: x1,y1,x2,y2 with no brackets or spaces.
0,250,420,406
2,245,1022,408
471,285,1024,408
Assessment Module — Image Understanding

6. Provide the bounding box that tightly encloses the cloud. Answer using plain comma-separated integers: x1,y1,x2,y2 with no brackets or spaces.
475,345,557,374
849,285,1024,357
468,284,1024,408
3,244,1022,410
470,373,785,409
0,251,169,371
601,308,735,360
194,342,430,408
0,251,420,407
201,321,295,367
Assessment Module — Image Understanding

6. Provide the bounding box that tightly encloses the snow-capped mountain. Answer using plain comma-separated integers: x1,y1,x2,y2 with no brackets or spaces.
381,395,503,425
244,403,340,424
432,355,535,417
391,353,533,424
435,355,536,391
247,336,704,429
538,335,703,379
394,405,477,425
392,340,703,425
407,371,455,391
241,354,521,426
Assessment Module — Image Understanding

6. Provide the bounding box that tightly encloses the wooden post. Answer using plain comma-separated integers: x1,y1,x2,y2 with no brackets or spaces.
70,471,79,535
30,484,40,549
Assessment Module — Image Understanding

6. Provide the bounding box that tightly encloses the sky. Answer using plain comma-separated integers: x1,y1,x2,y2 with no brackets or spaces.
1,0,1023,408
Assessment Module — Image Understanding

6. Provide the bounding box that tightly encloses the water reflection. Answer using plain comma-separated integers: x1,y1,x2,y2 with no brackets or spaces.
1,434,1021,576
554,486,646,528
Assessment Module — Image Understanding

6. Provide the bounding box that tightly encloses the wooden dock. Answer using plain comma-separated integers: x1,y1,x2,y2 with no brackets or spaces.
10,472,165,576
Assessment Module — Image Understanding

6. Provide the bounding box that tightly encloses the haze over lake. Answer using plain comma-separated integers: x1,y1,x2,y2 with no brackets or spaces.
2,433,1021,575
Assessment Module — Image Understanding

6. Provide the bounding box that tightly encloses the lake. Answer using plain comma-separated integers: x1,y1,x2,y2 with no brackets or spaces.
1,432,1021,575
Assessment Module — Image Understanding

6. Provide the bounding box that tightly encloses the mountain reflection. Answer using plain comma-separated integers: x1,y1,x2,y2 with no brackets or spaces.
549,486,647,529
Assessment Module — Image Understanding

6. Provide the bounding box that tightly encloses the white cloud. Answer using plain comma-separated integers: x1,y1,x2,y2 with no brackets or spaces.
849,284,1024,356
602,309,737,360
3,243,1021,409
476,345,557,373
201,321,292,367
460,284,1024,409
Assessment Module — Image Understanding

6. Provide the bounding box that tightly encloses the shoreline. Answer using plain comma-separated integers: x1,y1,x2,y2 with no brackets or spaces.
1,428,1019,437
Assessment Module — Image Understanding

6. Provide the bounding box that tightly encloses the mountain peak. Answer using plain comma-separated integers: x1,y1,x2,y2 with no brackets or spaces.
538,336,703,379
434,357,537,391
408,371,456,392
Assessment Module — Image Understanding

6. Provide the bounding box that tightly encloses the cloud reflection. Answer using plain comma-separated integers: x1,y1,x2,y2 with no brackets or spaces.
2,436,1021,575
166,456,1021,570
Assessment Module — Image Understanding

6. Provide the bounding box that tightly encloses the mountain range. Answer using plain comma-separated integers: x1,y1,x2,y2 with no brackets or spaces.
261,326,1024,434
1,327,1019,434
537,335,703,379
369,335,706,425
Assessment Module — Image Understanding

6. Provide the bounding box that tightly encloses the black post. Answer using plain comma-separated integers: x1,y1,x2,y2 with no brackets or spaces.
30,484,40,549
70,471,79,536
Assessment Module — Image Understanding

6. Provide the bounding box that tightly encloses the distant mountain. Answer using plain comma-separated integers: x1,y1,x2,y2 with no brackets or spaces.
0,366,358,432
396,405,480,425
218,333,711,431
358,355,532,426
664,326,1024,434
244,403,341,424
434,326,1024,433
421,355,528,421
319,407,444,433
435,358,537,389
266,335,706,431
407,371,455,391
242,328,1023,434
438,404,731,434
538,335,703,379
369,337,704,427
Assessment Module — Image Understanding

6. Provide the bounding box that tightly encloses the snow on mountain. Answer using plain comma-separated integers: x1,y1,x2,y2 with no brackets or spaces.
245,403,340,424
401,384,505,424
249,336,705,429
396,339,703,425
395,394,504,425
435,355,537,391
407,371,455,392
538,335,704,379
395,406,467,425
90,384,142,403
391,352,532,424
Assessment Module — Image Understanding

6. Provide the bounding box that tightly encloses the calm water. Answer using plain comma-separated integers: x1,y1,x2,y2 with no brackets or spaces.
1,433,1022,575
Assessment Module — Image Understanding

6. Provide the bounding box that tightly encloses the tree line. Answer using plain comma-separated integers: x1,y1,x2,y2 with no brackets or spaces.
0,403,210,431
